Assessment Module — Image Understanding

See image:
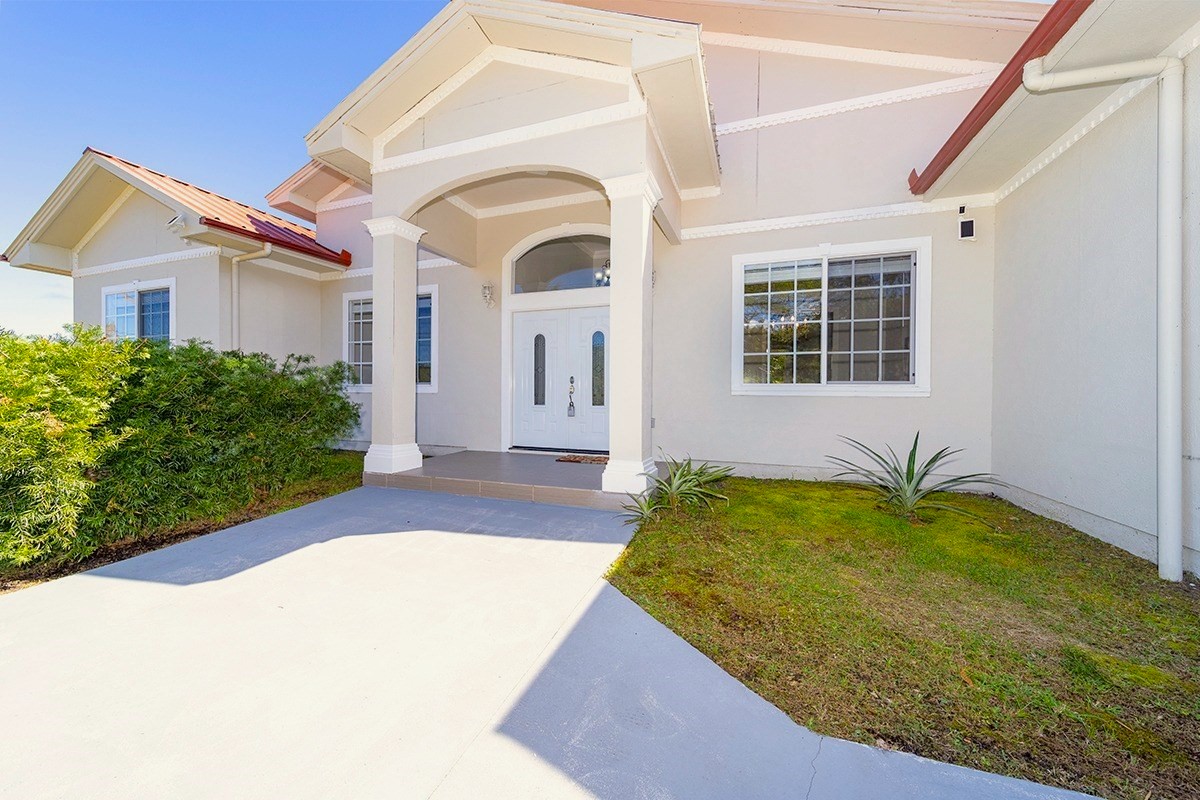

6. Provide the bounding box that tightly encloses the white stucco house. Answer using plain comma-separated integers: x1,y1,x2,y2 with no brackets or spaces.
4,0,1199,580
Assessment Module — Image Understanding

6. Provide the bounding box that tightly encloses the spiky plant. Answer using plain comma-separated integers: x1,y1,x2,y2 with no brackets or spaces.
621,453,734,524
827,432,1002,520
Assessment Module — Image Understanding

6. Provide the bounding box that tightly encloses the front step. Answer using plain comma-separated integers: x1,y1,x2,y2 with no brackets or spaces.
362,471,627,511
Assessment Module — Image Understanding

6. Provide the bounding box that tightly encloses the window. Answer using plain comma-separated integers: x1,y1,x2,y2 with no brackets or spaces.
102,280,174,342
347,297,373,385
513,235,610,293
591,331,605,406
732,238,930,396
533,334,546,406
343,286,438,392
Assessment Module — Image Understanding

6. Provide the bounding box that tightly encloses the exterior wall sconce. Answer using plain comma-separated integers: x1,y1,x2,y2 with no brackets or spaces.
481,281,495,308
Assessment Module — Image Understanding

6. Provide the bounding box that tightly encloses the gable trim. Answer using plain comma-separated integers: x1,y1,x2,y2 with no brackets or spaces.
700,32,1004,75
74,246,219,279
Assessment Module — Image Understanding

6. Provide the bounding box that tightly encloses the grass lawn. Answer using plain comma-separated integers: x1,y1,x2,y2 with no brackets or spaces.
0,449,365,595
609,478,1200,800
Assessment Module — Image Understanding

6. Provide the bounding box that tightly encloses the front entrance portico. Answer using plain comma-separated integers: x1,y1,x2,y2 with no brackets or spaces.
303,0,721,495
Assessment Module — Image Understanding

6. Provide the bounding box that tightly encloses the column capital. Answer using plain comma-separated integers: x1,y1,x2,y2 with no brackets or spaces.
601,173,662,208
363,215,426,243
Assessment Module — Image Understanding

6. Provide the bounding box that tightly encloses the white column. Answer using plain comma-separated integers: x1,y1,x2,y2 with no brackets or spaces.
601,174,661,494
362,215,426,474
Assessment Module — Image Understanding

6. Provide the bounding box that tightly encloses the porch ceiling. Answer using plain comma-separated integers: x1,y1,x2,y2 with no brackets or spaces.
305,0,719,194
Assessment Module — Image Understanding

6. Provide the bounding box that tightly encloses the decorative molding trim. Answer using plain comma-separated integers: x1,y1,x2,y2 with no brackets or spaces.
679,186,722,201
372,99,646,174
681,194,994,240
73,186,135,266
316,194,372,213
717,72,998,135
74,245,220,278
602,173,662,207
700,32,1004,75
321,266,374,281
418,257,458,270
443,194,480,218
475,190,605,219
363,216,426,242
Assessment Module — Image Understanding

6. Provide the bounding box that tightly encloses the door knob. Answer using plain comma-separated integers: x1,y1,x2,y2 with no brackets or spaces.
567,376,576,417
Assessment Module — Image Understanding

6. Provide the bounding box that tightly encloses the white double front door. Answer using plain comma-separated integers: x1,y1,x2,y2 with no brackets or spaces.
513,307,610,452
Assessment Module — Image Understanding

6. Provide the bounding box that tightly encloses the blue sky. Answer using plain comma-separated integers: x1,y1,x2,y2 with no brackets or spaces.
0,0,444,335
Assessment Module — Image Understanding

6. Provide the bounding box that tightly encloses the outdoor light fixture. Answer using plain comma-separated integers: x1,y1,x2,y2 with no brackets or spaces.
594,259,611,287
481,281,495,308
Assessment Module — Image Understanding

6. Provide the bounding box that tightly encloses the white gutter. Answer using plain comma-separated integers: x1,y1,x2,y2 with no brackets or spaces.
1024,56,1185,582
230,243,272,351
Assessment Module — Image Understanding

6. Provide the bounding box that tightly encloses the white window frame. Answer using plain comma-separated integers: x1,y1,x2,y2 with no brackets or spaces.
342,286,438,394
416,284,438,394
342,290,373,392
101,277,177,342
730,236,931,397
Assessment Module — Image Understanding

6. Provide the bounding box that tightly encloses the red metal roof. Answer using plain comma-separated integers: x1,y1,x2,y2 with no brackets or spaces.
86,148,351,266
907,0,1095,196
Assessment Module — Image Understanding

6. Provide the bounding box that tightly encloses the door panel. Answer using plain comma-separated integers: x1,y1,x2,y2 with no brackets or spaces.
513,307,610,451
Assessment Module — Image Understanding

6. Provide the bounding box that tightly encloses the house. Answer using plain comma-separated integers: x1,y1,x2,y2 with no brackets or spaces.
4,0,1198,580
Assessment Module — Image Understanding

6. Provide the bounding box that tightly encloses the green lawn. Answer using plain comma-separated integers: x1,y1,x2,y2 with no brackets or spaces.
0,450,365,594
608,478,1200,800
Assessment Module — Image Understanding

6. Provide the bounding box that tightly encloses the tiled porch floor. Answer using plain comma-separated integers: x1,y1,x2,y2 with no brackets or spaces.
363,450,626,511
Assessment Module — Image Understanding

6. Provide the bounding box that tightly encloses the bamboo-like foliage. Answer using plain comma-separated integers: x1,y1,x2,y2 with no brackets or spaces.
827,433,1002,520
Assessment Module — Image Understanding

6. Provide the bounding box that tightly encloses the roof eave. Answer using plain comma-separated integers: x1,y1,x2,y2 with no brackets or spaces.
908,0,1095,197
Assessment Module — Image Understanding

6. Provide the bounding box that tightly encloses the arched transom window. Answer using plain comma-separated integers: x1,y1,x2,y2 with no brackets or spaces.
513,235,611,293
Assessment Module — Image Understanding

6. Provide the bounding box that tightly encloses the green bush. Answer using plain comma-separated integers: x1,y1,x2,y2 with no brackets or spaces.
0,326,141,565
0,330,359,567
82,342,359,547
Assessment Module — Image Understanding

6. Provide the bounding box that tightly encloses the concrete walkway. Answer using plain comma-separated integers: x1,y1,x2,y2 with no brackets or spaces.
0,488,1093,799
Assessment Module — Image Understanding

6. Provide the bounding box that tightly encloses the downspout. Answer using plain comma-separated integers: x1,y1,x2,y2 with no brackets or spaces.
1024,56,1185,581
230,243,272,351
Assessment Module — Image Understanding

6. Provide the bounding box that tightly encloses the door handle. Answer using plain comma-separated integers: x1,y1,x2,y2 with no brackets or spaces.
567,375,576,417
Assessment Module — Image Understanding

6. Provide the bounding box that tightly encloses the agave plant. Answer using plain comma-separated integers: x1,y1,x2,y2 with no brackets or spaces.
621,453,734,524
827,433,1002,520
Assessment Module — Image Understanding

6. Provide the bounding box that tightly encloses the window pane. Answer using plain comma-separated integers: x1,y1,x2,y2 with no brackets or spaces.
743,355,768,384
137,289,170,341
744,324,767,354
795,322,820,352
514,235,610,292
416,293,432,385
795,261,822,291
768,324,794,353
882,286,910,318
828,321,851,352
828,259,853,289
769,354,794,384
533,334,546,405
104,291,136,341
795,354,820,384
853,288,880,320
882,352,911,382
882,319,910,351
853,257,882,287
828,352,850,382
769,263,796,293
852,352,880,382
796,291,822,322
591,331,605,406
852,321,879,351
882,254,913,285
769,292,795,322
828,290,851,322
743,266,769,294
744,294,769,325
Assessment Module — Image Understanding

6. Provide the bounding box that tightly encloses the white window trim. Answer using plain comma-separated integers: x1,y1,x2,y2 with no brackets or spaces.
342,286,439,394
101,277,177,343
342,290,373,393
730,236,932,397
416,283,438,394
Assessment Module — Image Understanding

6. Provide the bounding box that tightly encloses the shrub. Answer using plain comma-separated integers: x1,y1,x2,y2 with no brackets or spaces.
0,332,359,568
0,326,141,565
827,432,1001,521
622,454,733,524
81,342,359,547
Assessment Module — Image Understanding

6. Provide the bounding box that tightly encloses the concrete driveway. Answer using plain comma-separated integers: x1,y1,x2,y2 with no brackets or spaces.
0,488,1092,799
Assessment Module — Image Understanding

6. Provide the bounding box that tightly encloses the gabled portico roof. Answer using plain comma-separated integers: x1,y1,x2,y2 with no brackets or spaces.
305,0,719,194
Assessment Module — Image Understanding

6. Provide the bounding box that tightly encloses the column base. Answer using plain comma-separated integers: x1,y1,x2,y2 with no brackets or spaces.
602,457,659,495
363,443,423,474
